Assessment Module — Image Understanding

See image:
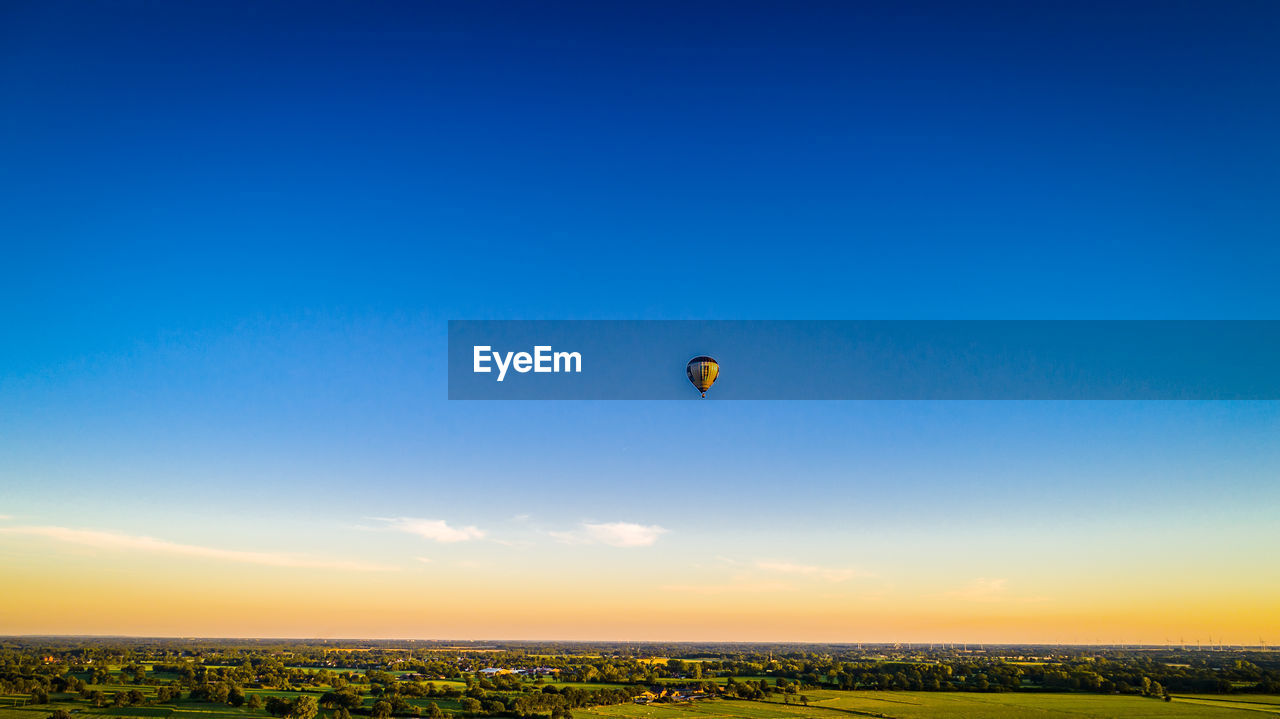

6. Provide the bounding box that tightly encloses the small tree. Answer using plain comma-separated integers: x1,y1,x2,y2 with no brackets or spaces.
290,696,319,719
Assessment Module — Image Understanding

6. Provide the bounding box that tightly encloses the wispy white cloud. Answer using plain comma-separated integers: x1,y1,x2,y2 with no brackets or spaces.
662,582,795,595
414,556,433,563
947,577,1007,600
755,560,861,583
490,538,533,548
0,525,395,572
550,521,669,547
941,578,1048,603
0,515,12,520
374,517,485,543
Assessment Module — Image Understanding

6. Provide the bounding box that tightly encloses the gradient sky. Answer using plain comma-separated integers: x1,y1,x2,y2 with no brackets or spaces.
2,1,1278,643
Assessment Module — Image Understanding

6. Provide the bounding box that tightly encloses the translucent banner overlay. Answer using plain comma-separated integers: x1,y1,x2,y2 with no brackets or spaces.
448,321,1280,400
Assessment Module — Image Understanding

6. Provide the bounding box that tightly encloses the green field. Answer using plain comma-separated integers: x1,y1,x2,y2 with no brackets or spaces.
9,668,1280,719
7,689,1280,719
577,692,1280,718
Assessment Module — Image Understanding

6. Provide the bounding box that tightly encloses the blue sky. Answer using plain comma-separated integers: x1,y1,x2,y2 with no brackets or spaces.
1,1,1278,641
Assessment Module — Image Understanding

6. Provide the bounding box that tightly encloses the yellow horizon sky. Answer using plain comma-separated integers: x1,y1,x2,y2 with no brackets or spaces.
3,522,1275,645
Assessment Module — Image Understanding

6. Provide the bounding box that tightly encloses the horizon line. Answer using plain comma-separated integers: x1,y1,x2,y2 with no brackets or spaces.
3,634,1268,649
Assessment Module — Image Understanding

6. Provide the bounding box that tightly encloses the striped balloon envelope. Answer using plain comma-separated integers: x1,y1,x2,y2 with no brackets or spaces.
686,356,719,398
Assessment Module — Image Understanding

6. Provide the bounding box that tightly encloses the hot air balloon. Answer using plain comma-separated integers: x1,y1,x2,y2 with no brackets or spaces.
686,356,719,398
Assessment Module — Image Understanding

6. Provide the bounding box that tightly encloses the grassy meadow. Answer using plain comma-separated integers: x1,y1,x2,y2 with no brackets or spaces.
7,653,1280,719
7,687,1280,719
581,691,1280,718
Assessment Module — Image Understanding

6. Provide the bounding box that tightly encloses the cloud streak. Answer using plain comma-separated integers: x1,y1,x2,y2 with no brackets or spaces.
662,582,796,595
550,521,668,547
941,578,1049,603
0,525,395,572
755,560,861,582
374,517,486,543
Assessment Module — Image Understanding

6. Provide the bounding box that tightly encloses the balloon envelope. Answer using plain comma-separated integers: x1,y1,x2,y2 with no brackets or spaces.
686,356,719,397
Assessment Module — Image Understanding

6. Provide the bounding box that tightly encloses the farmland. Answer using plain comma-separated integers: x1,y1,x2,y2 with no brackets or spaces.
2,639,1278,719
584,692,1280,717
4,690,1279,719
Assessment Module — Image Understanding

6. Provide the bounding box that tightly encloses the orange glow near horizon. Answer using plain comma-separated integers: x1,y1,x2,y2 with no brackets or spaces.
3,539,1276,645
